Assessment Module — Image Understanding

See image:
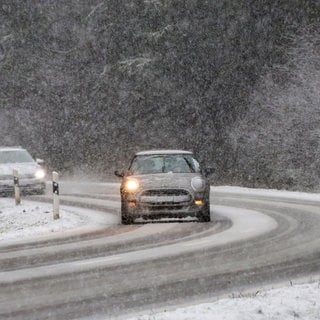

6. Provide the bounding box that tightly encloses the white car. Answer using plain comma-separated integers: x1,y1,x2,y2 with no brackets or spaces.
0,147,46,195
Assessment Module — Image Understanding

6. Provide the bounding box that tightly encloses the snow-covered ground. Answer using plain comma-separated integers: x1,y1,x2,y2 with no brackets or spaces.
0,198,114,241
1,187,320,319
213,185,320,202
125,186,320,320
127,280,320,320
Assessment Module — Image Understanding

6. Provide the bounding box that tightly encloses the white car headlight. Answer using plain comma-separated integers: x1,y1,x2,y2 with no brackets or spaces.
125,179,139,192
35,169,46,179
191,177,205,191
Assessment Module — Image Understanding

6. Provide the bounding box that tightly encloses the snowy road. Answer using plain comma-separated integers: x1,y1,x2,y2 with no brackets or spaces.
0,183,320,319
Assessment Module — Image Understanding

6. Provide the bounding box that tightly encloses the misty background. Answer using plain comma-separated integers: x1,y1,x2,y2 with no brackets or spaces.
0,0,319,190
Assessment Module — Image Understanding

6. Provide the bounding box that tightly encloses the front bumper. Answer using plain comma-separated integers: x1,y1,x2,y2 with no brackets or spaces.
123,188,207,218
126,204,204,219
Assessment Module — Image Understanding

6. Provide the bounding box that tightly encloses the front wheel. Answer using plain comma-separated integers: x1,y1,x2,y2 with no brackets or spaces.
197,203,211,222
121,214,134,225
121,199,134,225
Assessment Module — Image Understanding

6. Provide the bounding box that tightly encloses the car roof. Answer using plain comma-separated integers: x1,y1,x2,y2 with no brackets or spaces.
135,150,193,156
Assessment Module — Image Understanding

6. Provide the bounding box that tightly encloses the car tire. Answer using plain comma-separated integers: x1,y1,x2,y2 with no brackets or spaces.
121,199,134,225
197,202,211,222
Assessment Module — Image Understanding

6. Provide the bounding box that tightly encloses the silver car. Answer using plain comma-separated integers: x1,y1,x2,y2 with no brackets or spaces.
115,150,211,224
0,147,46,195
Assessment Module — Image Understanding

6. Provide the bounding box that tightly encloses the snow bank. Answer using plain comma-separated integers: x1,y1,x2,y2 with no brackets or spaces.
213,186,320,202
127,281,320,320
0,198,113,241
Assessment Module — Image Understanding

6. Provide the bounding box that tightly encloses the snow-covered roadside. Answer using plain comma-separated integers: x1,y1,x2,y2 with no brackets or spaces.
124,186,320,320
0,198,115,241
213,185,320,202
1,186,320,320
126,280,320,320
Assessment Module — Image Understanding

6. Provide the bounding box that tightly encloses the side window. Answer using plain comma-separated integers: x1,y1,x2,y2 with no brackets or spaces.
191,157,201,173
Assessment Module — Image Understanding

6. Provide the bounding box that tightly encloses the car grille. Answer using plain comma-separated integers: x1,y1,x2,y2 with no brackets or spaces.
139,189,192,210
141,189,190,197
0,174,35,180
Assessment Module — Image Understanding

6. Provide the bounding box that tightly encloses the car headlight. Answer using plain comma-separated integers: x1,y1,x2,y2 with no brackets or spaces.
35,169,46,179
191,177,205,191
125,179,139,192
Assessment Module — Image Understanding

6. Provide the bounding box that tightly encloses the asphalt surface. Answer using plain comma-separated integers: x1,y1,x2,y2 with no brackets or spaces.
0,183,320,320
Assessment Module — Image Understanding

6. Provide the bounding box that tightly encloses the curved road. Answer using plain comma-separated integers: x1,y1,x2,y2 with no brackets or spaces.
0,183,320,320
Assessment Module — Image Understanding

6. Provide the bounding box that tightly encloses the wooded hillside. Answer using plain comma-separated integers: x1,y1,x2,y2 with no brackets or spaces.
0,1,319,189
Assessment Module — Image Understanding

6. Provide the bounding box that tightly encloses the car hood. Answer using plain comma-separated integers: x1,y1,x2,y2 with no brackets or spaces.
0,162,39,177
126,172,202,190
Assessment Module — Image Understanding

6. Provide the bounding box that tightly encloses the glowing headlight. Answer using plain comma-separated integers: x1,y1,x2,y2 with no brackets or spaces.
191,177,205,191
35,169,46,179
125,179,139,192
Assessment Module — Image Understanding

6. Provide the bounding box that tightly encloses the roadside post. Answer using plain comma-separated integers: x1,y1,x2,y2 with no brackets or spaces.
52,171,60,220
13,169,21,205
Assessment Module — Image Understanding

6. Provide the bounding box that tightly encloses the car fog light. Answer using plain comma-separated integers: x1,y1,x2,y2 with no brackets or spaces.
194,199,203,206
128,200,136,207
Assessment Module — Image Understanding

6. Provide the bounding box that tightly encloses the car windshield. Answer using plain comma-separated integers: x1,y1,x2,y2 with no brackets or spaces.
129,154,201,174
0,150,34,164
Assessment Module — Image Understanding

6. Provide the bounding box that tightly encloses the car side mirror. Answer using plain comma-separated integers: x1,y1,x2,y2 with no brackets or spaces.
114,170,124,178
36,158,45,165
203,167,214,177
